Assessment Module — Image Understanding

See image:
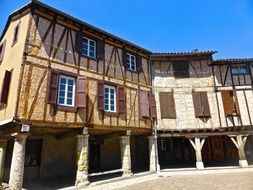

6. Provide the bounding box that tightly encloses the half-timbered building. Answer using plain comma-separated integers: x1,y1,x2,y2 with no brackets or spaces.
152,52,253,170
0,1,157,189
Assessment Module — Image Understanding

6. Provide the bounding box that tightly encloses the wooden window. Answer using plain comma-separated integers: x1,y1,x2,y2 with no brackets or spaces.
192,91,211,118
0,70,12,104
221,90,240,116
75,32,104,60
104,85,116,112
159,92,176,119
122,50,142,72
231,65,249,75
172,61,190,78
0,40,6,63
12,23,20,46
48,71,86,110
58,75,76,107
97,81,126,114
139,91,150,118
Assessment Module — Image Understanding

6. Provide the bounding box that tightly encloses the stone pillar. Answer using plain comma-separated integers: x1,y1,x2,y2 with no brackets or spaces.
120,135,132,177
75,134,90,187
0,139,7,186
229,135,248,168
189,137,206,170
148,136,160,172
9,133,28,190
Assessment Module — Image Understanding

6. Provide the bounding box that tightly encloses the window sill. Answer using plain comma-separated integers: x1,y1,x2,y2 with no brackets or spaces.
56,105,77,112
226,113,240,117
80,54,99,61
104,111,118,117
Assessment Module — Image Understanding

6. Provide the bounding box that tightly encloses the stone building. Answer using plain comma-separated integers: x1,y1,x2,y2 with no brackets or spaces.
152,53,253,170
0,1,158,189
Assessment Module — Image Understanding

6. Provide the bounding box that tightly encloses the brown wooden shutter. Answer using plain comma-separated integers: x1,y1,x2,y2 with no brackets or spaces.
76,76,86,108
149,93,157,118
159,92,176,119
139,91,150,118
233,91,240,115
0,40,6,63
0,70,12,104
75,31,83,53
122,50,128,68
117,85,125,114
48,71,59,105
200,92,211,117
97,81,104,111
192,92,202,117
136,55,143,72
221,91,233,116
96,40,104,60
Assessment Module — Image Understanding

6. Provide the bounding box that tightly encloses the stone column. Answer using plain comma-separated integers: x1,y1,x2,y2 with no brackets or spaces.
9,133,29,190
0,139,7,186
120,135,133,177
148,136,160,172
75,134,90,187
229,135,248,168
189,137,206,170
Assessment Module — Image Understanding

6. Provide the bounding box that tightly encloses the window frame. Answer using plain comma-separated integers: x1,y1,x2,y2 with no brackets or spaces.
126,53,137,72
12,23,20,46
172,61,190,78
57,75,76,107
231,64,249,75
81,37,96,58
104,85,116,113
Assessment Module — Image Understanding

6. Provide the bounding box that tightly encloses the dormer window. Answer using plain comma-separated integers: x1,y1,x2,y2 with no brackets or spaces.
231,65,249,75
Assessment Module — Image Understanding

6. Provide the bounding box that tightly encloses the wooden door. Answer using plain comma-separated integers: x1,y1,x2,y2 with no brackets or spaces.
210,136,224,161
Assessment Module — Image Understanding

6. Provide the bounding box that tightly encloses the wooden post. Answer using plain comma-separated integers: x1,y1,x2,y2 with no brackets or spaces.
120,135,133,177
9,133,29,190
0,139,7,186
189,137,206,170
75,134,90,187
148,136,160,171
229,135,248,168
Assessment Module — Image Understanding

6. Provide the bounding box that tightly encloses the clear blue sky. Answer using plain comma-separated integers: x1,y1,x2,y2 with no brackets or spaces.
0,0,253,59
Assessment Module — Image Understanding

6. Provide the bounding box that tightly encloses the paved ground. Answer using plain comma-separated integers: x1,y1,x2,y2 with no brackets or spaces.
119,171,253,190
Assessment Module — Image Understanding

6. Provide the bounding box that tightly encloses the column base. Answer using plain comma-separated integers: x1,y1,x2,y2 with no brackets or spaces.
122,172,133,177
239,160,248,168
196,161,204,170
75,171,90,187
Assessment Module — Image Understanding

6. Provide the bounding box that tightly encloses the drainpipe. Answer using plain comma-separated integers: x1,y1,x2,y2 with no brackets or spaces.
150,56,159,172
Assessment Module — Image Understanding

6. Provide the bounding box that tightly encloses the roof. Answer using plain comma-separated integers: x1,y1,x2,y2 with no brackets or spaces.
213,58,253,64
0,0,152,54
152,50,217,57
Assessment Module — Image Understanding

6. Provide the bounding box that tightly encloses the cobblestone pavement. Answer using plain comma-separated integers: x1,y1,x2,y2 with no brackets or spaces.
119,171,253,190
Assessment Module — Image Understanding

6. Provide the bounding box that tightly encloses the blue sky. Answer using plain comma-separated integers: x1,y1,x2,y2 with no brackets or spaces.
0,0,252,58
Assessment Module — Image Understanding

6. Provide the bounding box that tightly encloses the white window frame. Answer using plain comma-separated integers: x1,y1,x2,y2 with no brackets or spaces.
104,85,116,112
57,75,76,107
81,37,96,58
126,53,137,71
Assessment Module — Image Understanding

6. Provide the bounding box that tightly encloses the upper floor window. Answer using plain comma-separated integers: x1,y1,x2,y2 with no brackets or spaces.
0,70,12,105
81,37,96,58
221,90,240,116
12,23,20,46
126,53,137,71
0,40,6,63
104,85,116,112
58,75,76,107
231,65,249,75
172,61,190,78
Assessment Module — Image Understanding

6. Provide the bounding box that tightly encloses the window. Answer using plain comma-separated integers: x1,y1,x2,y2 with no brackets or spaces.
0,70,12,104
12,24,20,46
126,53,137,71
192,91,211,118
81,37,96,58
0,40,6,63
159,92,176,119
104,85,116,112
57,75,75,107
172,61,190,78
221,90,240,116
231,65,249,75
